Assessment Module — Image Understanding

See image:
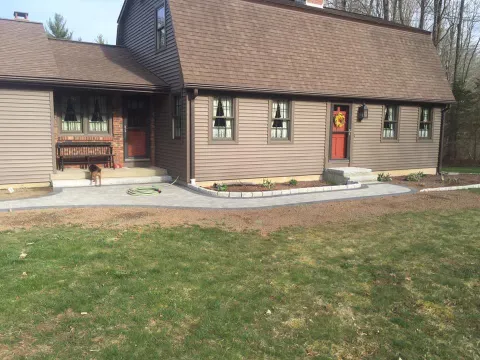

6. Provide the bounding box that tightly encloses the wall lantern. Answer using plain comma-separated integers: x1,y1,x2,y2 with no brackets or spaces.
357,103,368,121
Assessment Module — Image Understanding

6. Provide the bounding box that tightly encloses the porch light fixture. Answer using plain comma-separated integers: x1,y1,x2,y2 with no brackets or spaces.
357,103,368,121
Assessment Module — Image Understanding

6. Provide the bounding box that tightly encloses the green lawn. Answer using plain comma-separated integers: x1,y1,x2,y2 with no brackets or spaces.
1,210,480,359
443,166,480,173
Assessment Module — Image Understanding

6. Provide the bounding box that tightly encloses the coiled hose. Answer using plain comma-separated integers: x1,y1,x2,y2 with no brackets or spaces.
126,176,179,196
126,186,162,196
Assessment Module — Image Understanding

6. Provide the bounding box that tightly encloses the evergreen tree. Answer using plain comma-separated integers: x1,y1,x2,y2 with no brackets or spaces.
45,13,73,40
94,34,107,45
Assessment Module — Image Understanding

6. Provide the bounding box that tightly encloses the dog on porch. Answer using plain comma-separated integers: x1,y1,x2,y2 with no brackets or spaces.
89,164,102,186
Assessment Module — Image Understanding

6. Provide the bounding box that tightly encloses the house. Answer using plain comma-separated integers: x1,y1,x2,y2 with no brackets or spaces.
0,0,454,188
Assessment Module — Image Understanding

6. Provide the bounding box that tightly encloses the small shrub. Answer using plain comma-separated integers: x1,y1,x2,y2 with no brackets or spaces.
214,183,228,192
289,179,298,186
377,173,392,182
262,178,275,190
406,172,426,182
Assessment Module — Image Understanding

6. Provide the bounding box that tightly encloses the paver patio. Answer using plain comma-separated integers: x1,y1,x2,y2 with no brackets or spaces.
0,183,413,211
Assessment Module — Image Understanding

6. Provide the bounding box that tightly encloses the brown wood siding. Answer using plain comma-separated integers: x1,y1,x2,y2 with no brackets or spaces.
350,104,441,170
154,94,187,180
194,96,327,181
0,89,54,185
118,0,183,90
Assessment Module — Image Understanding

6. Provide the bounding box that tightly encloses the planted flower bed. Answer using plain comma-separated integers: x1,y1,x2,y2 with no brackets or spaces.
390,173,480,190
208,180,329,192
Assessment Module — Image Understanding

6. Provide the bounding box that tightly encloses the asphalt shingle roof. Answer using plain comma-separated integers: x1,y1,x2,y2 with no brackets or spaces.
0,18,167,91
48,39,168,90
169,0,454,103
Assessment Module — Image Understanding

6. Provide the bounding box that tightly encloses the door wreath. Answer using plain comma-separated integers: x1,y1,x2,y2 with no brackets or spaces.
334,113,346,128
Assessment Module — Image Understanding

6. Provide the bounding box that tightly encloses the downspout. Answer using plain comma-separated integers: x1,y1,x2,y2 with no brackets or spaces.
189,88,198,185
437,104,450,174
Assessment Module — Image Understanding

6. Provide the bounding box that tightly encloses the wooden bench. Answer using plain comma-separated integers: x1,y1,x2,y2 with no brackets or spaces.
56,142,115,171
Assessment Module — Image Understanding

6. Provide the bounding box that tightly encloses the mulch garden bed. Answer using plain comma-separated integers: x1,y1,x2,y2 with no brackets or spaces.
207,180,328,192
390,174,480,190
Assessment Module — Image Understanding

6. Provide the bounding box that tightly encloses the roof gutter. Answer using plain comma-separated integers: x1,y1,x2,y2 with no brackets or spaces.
184,83,456,105
0,76,170,93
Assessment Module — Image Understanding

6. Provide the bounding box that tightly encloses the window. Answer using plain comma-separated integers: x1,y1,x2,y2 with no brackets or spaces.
60,95,112,134
61,96,82,132
419,107,433,139
173,96,182,139
212,97,234,139
88,96,109,133
156,5,166,50
383,105,399,139
271,100,291,140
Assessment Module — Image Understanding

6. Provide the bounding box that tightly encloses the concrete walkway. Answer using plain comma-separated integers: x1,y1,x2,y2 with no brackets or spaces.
0,183,413,211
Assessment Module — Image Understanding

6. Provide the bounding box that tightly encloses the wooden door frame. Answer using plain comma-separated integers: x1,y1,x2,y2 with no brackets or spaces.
123,95,152,161
328,102,353,162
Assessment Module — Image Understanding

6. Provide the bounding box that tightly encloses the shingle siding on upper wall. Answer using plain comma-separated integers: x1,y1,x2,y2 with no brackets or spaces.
350,104,441,170
194,96,327,182
118,0,183,90
0,88,54,185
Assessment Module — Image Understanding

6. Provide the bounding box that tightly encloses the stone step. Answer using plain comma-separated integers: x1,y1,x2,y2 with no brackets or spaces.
346,174,379,182
51,167,168,181
326,167,373,175
324,167,375,185
52,175,173,188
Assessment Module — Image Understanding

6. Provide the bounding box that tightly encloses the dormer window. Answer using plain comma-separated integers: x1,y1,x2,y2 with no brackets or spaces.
156,4,166,50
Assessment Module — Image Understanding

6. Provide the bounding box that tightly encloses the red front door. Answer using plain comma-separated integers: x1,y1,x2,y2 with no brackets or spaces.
125,97,150,159
331,105,349,160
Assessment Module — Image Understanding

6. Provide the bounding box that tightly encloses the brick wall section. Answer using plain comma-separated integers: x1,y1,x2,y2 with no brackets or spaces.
54,93,125,168
112,95,124,166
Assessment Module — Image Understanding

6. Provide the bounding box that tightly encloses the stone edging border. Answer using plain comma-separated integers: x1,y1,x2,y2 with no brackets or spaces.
419,183,480,192
187,182,362,198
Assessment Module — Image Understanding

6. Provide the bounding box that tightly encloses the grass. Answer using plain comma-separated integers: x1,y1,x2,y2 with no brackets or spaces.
443,166,480,173
1,210,480,359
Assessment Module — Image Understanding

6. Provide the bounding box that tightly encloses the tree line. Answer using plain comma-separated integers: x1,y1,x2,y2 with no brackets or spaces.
326,0,480,164
45,13,108,45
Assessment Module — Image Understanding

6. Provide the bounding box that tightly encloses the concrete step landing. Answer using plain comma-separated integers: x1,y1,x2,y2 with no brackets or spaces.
51,167,172,188
324,167,378,185
52,176,172,188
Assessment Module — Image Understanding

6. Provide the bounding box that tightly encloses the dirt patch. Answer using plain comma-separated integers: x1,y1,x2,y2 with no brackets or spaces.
0,187,53,201
208,180,329,192
390,174,480,190
1,191,480,234
0,333,52,360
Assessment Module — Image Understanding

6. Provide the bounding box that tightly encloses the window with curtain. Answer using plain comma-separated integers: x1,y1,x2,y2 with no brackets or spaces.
383,105,399,139
60,94,112,134
419,107,432,139
173,96,182,139
88,96,110,132
156,5,166,50
271,100,291,140
61,96,82,132
212,97,234,139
